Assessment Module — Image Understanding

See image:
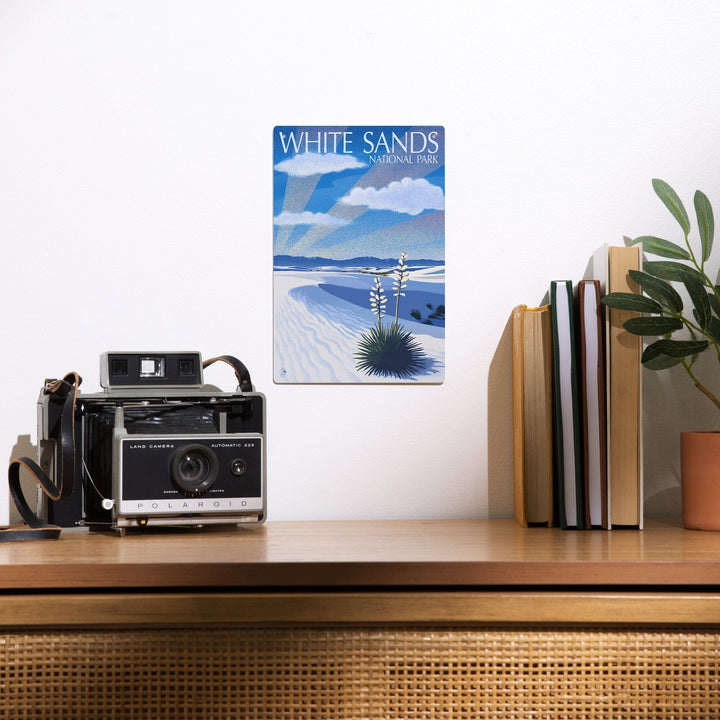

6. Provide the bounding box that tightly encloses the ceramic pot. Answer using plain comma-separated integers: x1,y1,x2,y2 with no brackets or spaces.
681,431,720,531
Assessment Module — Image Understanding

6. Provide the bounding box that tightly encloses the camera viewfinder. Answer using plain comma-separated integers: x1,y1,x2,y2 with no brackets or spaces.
139,356,166,378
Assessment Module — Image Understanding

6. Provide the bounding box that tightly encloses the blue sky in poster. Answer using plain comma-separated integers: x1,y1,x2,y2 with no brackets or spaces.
273,126,445,261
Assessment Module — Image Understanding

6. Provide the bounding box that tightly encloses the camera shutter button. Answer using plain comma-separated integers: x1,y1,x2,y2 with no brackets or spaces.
230,459,247,476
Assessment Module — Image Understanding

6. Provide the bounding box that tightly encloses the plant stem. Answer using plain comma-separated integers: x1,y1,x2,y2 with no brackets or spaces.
685,230,700,270
682,360,720,411
693,381,720,412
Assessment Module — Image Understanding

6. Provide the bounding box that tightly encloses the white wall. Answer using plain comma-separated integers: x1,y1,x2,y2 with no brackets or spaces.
2,1,720,525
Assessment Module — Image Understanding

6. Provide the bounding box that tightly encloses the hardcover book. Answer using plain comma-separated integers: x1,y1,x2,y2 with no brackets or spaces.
273,126,445,384
550,280,586,529
512,304,554,526
579,279,608,528
606,246,644,528
592,244,644,529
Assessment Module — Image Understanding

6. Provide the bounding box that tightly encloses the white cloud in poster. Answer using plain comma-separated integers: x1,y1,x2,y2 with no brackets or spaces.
341,177,445,216
274,152,365,177
274,211,348,227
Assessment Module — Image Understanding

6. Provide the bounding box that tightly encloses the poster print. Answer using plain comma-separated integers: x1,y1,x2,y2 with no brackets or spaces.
273,126,445,384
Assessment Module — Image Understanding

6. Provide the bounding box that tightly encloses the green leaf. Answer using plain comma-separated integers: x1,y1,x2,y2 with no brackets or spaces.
684,275,712,329
623,316,683,335
643,260,707,284
710,292,720,319
629,235,691,260
652,178,690,235
643,354,685,371
708,316,720,345
694,190,714,262
628,270,683,313
601,292,662,313
642,338,709,362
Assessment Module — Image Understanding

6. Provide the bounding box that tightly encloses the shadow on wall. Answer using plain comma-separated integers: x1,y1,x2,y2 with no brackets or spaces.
8,434,37,525
642,353,720,517
487,313,514,519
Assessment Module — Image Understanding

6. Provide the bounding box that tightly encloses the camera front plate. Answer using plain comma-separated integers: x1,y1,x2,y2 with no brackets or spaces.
116,433,264,520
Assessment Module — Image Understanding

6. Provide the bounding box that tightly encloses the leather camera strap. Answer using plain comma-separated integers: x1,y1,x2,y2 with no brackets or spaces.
1,372,81,542
202,355,253,392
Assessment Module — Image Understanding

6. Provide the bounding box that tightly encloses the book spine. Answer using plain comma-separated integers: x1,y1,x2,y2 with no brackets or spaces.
550,281,585,529
511,305,529,528
607,245,643,528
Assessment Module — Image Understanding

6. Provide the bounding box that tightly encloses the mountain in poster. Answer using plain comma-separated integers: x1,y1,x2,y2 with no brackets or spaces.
273,126,445,384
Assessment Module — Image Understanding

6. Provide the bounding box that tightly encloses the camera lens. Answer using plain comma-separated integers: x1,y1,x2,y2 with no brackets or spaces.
170,444,218,497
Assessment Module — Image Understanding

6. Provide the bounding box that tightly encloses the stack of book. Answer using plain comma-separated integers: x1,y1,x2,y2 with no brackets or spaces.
512,244,643,529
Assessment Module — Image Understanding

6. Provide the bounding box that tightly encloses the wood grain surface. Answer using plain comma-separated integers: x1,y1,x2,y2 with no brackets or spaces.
0,518,718,590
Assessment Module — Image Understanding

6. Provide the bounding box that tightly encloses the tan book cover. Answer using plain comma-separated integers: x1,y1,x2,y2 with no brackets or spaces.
606,245,643,528
512,304,554,526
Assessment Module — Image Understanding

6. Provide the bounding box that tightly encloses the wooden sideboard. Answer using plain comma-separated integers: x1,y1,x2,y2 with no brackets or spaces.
1,518,718,718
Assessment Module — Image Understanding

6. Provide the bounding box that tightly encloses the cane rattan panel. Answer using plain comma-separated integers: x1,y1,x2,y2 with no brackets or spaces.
1,626,718,719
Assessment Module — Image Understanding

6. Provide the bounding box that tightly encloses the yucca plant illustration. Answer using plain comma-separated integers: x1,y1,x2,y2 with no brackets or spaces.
355,252,427,379
355,323,427,379
602,179,720,411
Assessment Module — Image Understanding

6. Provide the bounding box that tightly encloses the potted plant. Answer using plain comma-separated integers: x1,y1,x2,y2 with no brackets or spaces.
602,179,720,529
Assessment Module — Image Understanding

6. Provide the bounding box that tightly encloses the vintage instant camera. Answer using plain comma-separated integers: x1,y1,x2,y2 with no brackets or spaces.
37,352,266,533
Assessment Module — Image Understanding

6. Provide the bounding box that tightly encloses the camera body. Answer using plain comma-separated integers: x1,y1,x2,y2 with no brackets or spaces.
37,352,266,533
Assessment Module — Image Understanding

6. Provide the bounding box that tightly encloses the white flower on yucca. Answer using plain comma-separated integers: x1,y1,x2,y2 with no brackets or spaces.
369,276,387,329
391,251,410,328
